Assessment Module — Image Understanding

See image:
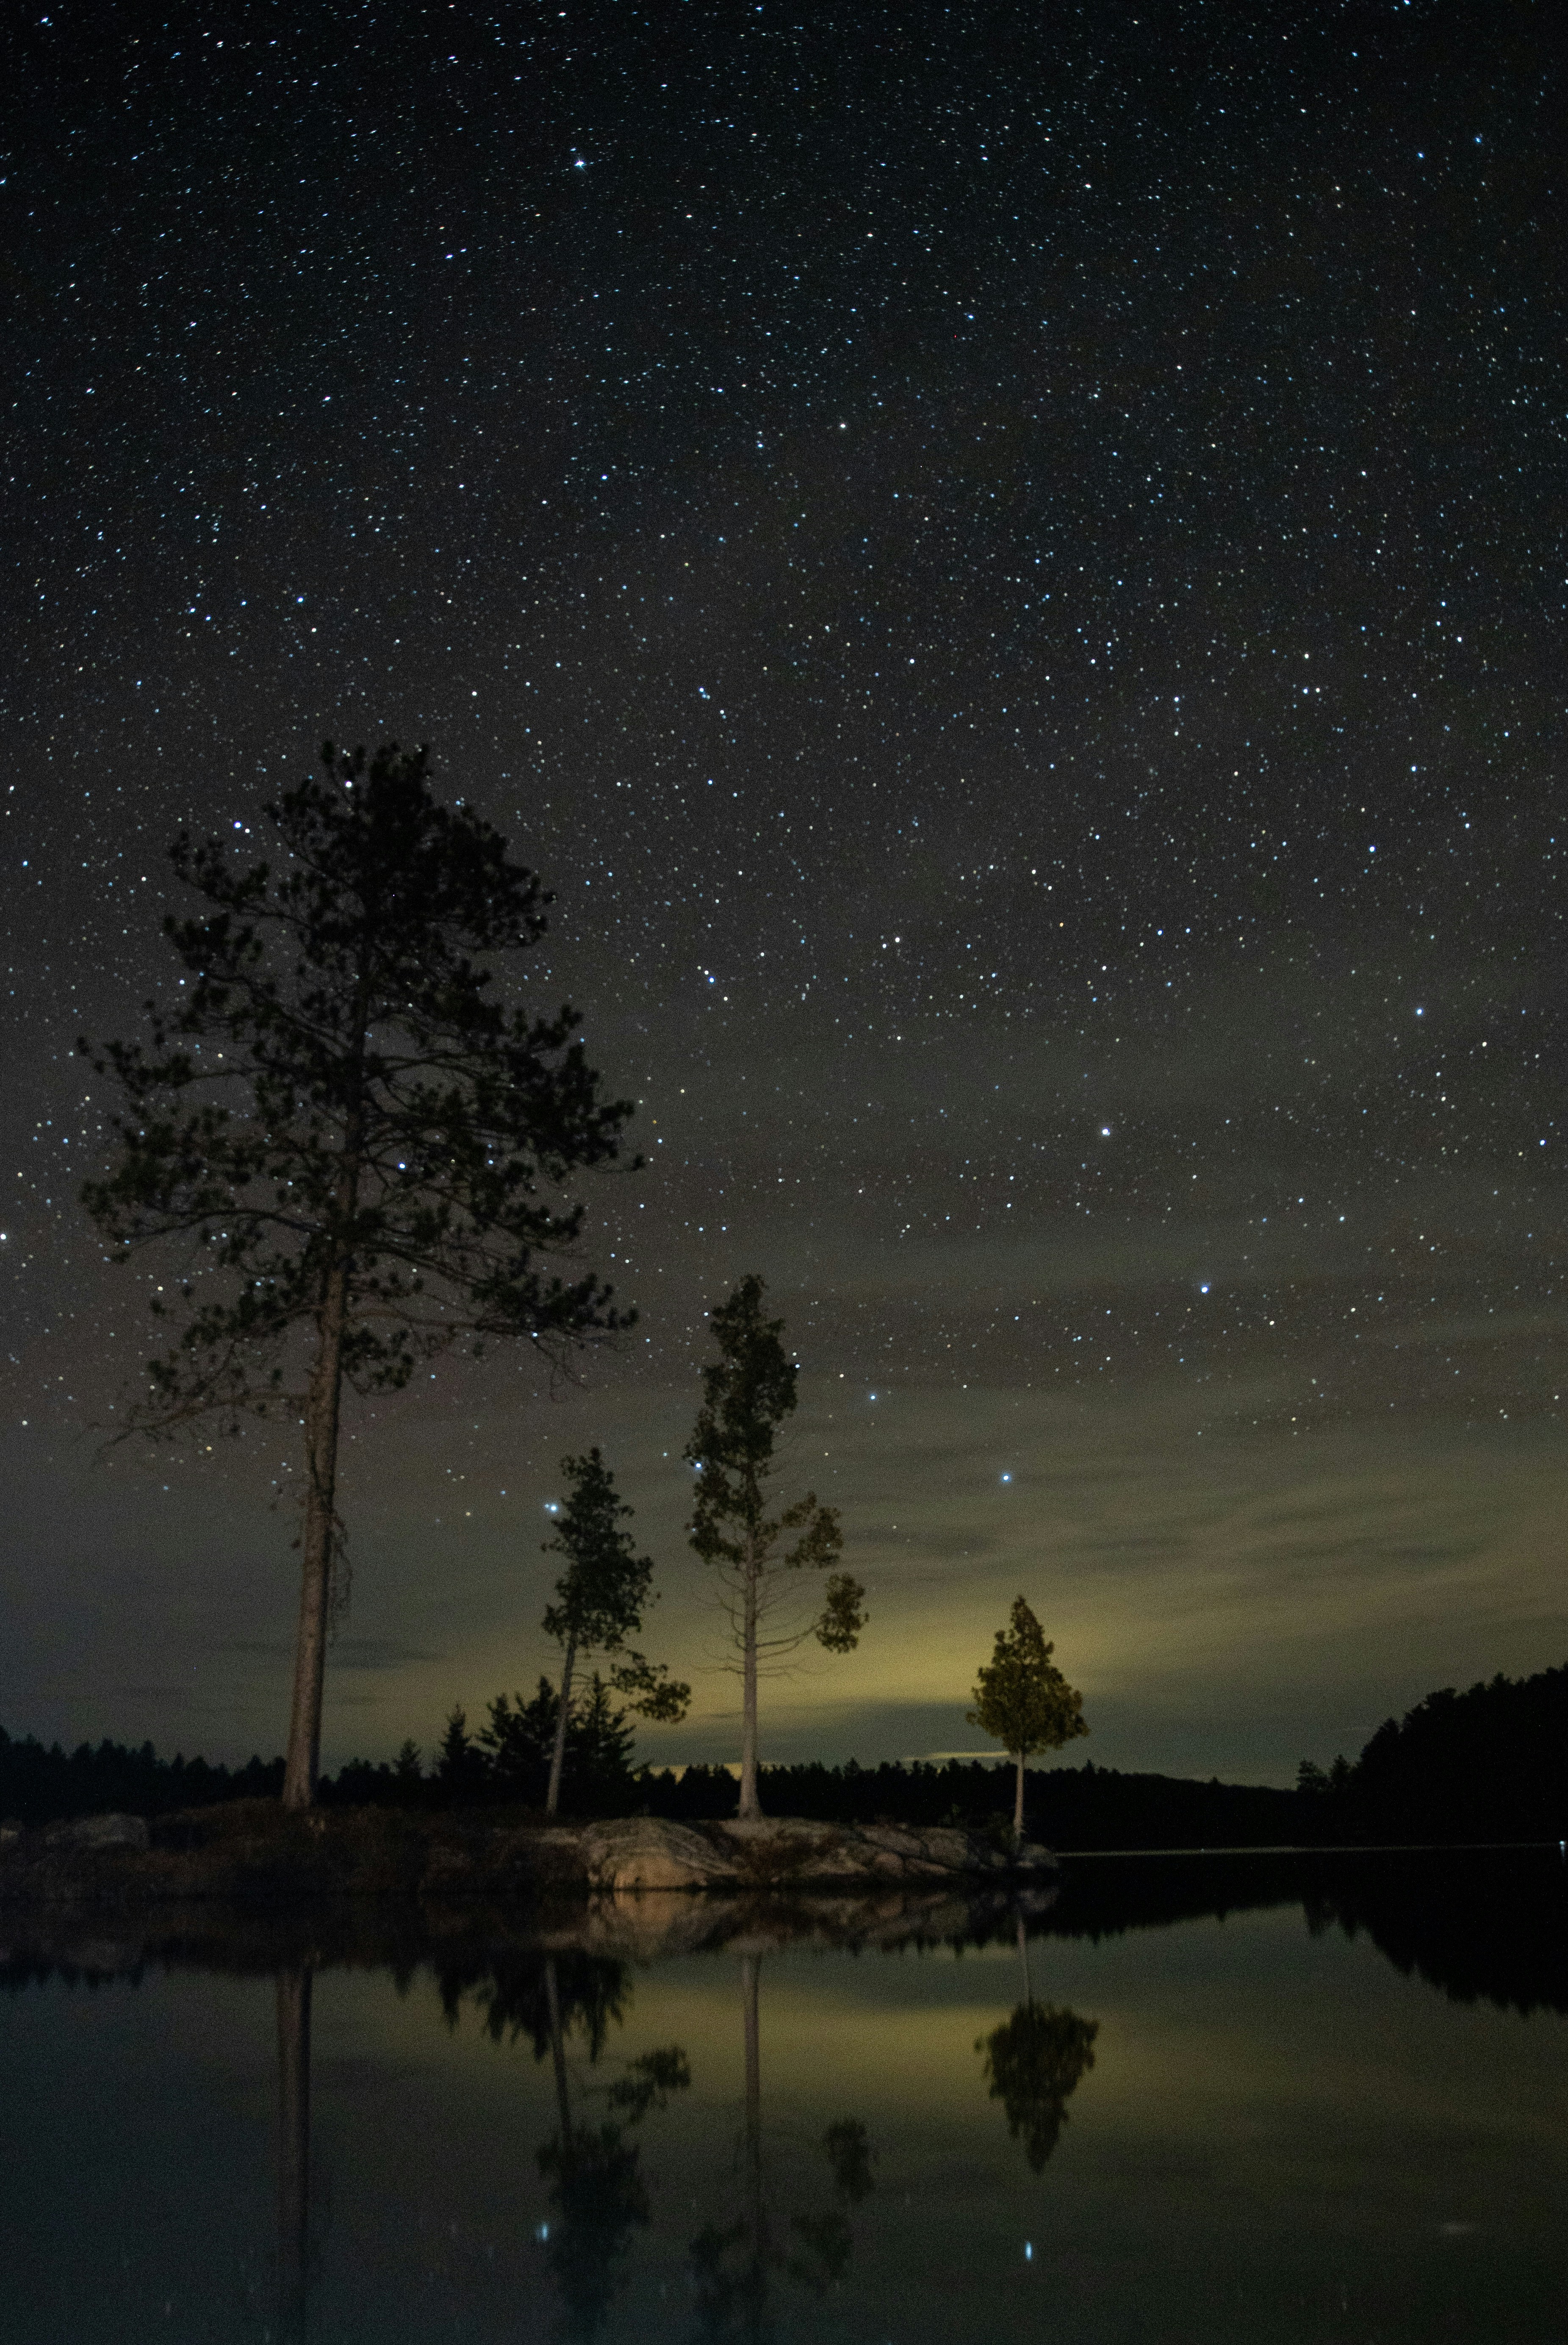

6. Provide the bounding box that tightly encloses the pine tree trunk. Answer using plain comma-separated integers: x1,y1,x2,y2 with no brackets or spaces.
281,1252,351,1809
1013,1749,1025,1844
545,1637,577,1819
738,1541,762,1819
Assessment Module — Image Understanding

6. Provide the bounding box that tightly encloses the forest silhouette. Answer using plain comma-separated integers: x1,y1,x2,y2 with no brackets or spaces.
9,1651,1568,1848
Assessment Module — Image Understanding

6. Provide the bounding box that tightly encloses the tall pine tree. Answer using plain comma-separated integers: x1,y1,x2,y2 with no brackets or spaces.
685,1275,865,1819
81,741,636,1805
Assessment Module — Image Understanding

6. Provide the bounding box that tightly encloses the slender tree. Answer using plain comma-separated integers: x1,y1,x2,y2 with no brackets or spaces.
967,1595,1089,1841
80,741,637,1808
684,1275,866,1820
539,1447,690,1817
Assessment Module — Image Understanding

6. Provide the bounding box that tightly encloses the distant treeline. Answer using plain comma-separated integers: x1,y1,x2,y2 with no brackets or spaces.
0,1725,285,1825
633,1756,1305,1849
0,1716,1299,1843
7,1657,1567,1841
1299,1660,1568,1844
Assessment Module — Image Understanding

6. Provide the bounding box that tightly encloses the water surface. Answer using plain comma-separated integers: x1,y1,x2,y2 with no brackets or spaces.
3,1850,1566,2342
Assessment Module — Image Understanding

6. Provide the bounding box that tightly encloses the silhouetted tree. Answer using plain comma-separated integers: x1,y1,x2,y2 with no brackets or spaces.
977,1998,1099,2172
539,1448,688,1816
968,1596,1089,1840
435,1705,489,1800
685,1276,865,1818
80,741,637,1806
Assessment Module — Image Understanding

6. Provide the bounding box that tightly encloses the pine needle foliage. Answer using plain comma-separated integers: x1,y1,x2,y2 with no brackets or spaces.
540,1447,690,1815
967,1595,1089,1840
79,740,638,1804
684,1274,866,1819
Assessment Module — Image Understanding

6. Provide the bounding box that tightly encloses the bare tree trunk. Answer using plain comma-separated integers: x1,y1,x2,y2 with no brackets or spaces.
276,1963,313,2340
545,1638,578,1819
738,1545,762,1819
1013,1749,1025,1845
282,1255,350,1809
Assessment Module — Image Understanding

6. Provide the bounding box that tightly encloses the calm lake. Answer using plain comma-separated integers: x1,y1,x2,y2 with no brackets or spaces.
4,1849,1567,2343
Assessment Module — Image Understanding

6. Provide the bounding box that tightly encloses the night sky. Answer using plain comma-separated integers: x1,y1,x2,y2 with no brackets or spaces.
4,0,1564,1784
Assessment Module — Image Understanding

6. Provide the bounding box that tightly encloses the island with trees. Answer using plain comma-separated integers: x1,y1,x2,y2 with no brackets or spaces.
2,739,1562,1908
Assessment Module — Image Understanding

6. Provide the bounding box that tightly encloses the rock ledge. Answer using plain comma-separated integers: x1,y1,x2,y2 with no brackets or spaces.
563,1815,1055,1894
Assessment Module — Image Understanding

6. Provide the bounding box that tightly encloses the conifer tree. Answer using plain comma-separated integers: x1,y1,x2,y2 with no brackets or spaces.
967,1595,1088,1841
685,1274,866,1819
539,1448,688,1816
80,741,636,1807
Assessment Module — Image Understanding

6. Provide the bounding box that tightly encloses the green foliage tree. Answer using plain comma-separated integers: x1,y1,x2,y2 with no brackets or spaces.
684,1274,866,1819
967,1595,1089,1841
976,2001,1100,2171
79,742,636,1808
539,1448,690,1816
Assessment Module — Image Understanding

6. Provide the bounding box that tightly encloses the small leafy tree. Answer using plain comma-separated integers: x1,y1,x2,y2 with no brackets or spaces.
685,1275,866,1820
967,1595,1088,1841
79,742,637,1807
540,1447,690,1816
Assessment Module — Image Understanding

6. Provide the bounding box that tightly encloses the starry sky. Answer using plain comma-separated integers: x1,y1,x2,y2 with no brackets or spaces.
3,0,1564,1785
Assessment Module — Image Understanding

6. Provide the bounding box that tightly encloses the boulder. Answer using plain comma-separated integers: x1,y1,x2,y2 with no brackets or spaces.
582,1817,741,1892
41,1813,150,1852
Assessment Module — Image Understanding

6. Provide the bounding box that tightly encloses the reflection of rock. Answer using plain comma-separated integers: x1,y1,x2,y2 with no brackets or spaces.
41,1813,149,1852
525,1882,1059,1963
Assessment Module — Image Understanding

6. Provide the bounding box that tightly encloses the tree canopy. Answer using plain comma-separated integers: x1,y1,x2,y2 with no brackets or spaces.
685,1274,865,1819
539,1447,689,1815
80,741,637,1804
967,1596,1089,1838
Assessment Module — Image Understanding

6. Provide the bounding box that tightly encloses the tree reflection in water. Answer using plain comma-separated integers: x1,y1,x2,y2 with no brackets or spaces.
690,1952,877,2343
274,1962,313,2342
975,1915,1100,2173
536,1953,691,2342
271,1945,688,2343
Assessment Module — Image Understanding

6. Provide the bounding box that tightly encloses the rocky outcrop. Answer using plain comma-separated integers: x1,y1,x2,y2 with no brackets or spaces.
582,1817,743,1891
556,1815,1055,1894
0,1802,1055,1911
41,1813,150,1852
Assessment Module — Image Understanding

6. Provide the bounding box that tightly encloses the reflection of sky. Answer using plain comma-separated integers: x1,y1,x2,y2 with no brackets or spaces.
6,1904,1568,2342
